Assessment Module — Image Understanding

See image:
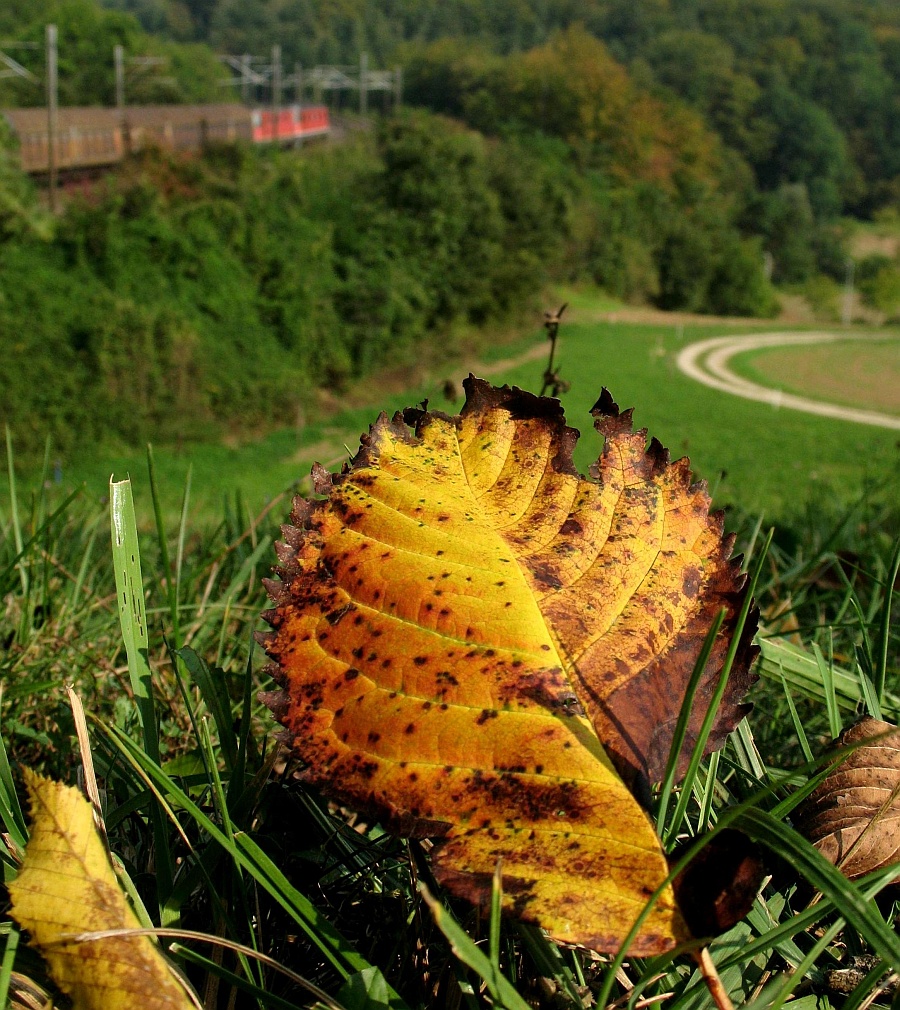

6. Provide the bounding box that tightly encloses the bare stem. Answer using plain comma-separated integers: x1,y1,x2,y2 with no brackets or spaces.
693,947,733,1010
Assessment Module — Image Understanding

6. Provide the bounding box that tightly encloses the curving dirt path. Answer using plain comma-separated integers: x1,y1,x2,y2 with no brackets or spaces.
676,332,900,430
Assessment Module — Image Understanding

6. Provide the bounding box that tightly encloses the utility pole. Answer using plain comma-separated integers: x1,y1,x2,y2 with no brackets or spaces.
293,62,303,146
272,43,281,138
241,53,251,104
114,43,125,110
394,65,402,110
359,51,368,115
46,23,58,213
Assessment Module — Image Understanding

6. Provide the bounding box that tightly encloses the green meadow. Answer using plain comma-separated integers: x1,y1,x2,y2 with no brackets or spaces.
3,292,899,1010
16,302,897,531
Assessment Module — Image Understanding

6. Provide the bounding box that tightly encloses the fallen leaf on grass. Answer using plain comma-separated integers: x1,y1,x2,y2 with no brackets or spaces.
261,377,758,954
794,716,900,879
9,770,195,1010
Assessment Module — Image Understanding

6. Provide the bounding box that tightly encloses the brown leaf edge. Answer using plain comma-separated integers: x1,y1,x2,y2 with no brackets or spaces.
589,388,759,795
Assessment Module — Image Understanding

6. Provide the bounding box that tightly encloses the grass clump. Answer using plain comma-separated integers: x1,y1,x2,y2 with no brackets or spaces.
0,418,898,1009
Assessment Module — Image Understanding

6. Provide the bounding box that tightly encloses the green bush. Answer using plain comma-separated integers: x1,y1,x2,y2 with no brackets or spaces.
857,252,900,318
0,116,582,458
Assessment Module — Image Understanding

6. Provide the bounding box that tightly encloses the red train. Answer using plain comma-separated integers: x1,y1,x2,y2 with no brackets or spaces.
2,102,330,175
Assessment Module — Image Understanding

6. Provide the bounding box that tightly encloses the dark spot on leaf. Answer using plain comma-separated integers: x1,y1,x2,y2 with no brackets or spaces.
682,567,702,598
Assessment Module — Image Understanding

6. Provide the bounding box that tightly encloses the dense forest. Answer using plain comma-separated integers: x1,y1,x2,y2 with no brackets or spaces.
1,0,898,457
98,0,900,216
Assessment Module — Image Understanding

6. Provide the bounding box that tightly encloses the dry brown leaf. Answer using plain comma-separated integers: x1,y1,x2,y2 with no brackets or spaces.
794,716,900,879
8,770,195,1010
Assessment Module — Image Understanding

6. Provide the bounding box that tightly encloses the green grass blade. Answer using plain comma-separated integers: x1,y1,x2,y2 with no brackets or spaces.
875,536,900,705
697,749,720,830
108,476,176,920
177,647,238,772
5,426,27,597
848,592,876,671
718,863,900,975
0,716,27,850
231,831,380,981
657,608,726,838
515,923,585,1008
743,914,844,1010
814,642,843,740
664,528,771,843
227,646,257,804
593,736,874,1010
108,852,156,930
757,636,900,719
175,464,193,605
68,511,102,618
147,445,181,649
0,923,20,1010
171,945,310,1010
779,670,813,764
0,486,81,600
741,898,807,970
735,807,900,968
110,476,159,760
337,965,399,1010
858,667,883,721
36,436,52,529
95,720,400,995
731,719,767,783
419,883,532,1010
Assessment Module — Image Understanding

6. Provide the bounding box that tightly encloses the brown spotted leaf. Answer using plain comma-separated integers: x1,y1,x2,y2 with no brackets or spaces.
261,377,757,954
795,717,900,879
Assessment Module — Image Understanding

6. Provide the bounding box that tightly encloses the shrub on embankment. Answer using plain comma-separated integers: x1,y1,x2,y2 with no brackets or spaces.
0,108,775,459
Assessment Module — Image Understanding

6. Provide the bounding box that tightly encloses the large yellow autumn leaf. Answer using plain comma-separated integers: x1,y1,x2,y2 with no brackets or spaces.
8,771,195,1010
261,378,757,955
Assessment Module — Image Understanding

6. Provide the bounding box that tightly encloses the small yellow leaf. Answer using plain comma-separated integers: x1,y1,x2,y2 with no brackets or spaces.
9,770,194,1010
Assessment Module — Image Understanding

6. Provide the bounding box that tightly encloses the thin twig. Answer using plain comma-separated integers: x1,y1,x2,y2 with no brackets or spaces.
692,947,733,1010
65,684,109,854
